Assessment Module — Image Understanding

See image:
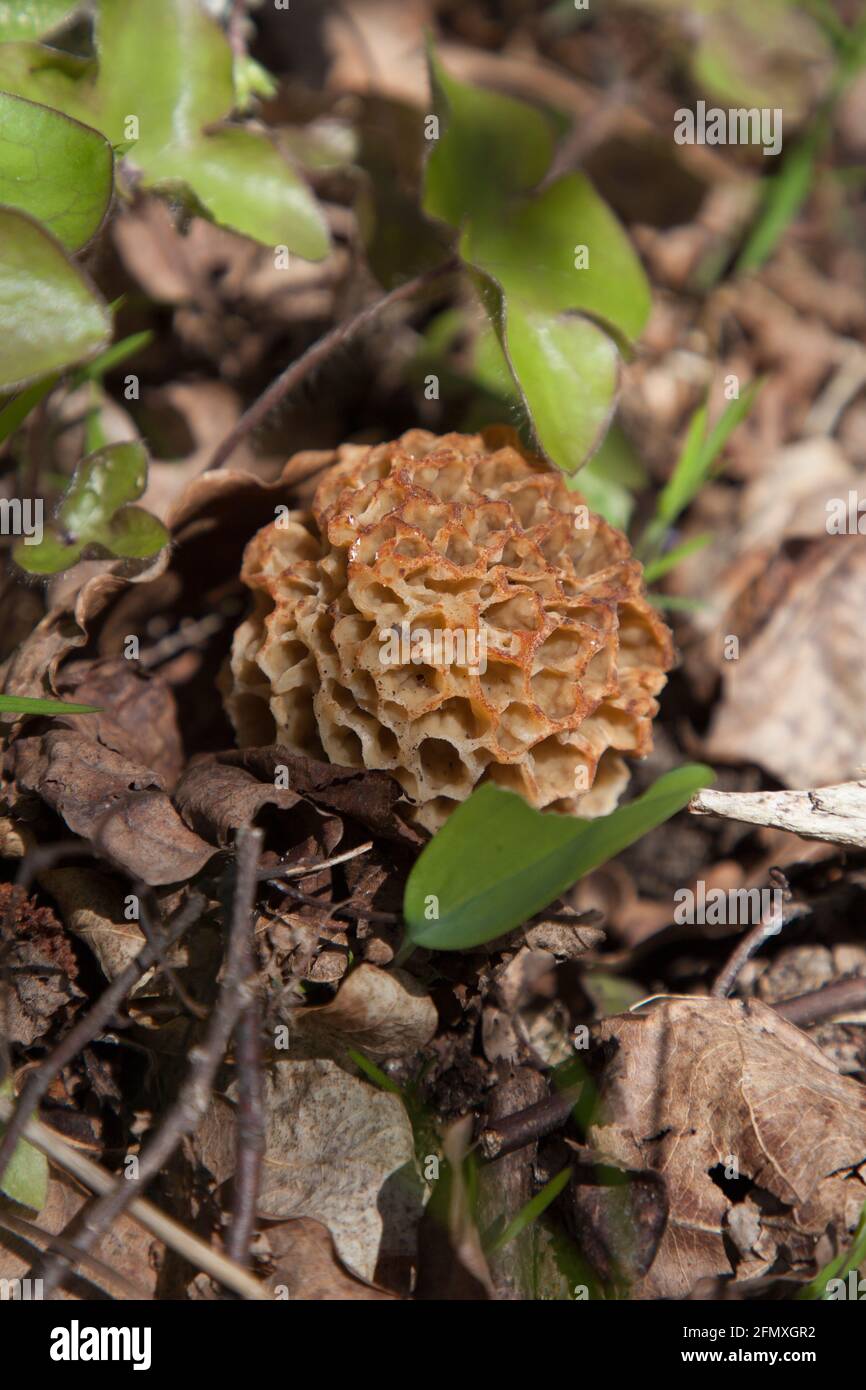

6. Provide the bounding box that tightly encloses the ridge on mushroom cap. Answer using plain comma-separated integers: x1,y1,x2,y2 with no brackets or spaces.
226,427,674,832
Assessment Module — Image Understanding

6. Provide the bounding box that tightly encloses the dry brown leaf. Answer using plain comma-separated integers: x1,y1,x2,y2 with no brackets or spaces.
39,867,147,982
588,997,866,1297
704,537,866,787
265,1217,398,1301
289,963,437,1060
256,1058,418,1282
9,730,214,886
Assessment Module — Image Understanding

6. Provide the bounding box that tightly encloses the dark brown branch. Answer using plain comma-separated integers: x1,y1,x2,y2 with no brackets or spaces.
773,974,866,1029
34,827,264,1299
478,1085,583,1161
206,258,460,472
711,872,808,998
0,892,206,1186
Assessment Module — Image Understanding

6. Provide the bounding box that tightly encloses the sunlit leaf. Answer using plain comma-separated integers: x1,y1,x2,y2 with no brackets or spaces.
0,91,113,249
0,1079,47,1212
0,0,329,255
404,766,714,951
14,439,168,574
0,207,109,391
0,0,80,43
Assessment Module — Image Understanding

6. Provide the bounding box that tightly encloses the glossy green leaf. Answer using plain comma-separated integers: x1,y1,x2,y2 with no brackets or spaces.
0,1079,47,1212
0,0,80,42
60,439,148,533
463,174,651,346
0,206,110,390
14,440,168,574
404,765,714,951
95,0,328,255
504,302,620,474
424,46,651,476
0,692,99,713
0,92,113,249
0,1,329,255
153,127,330,259
424,43,556,228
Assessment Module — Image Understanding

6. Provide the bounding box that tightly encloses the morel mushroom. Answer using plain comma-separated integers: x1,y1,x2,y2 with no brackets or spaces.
227,428,674,832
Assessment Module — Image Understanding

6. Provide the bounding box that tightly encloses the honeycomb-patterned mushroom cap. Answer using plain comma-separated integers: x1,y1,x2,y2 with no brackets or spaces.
227,428,674,832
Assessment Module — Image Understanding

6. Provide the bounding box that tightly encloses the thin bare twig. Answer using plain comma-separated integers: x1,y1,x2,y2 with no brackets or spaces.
206,259,460,471
33,828,264,1298
256,841,373,882
0,1093,268,1300
0,893,206,1186
711,872,808,998
225,835,266,1268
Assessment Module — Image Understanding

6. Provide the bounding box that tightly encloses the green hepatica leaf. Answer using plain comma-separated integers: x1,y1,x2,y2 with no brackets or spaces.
0,92,113,250
424,43,557,227
0,1,329,255
404,765,714,951
503,301,620,474
154,126,330,259
464,174,651,345
0,1080,47,1212
15,440,168,574
424,45,651,475
97,503,169,560
94,0,328,255
60,439,149,533
0,0,80,42
0,206,110,391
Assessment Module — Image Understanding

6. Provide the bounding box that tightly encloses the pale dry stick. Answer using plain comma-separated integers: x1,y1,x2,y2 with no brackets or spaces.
206,259,460,472
0,1205,146,1300
257,840,373,882
225,837,266,1268
33,826,264,1298
0,1092,268,1300
0,892,207,1185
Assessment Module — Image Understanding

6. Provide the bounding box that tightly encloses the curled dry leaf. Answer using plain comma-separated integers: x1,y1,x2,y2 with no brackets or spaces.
56,658,185,788
257,1058,419,1283
691,780,866,850
220,747,418,843
39,867,146,982
588,997,866,1297
704,537,866,788
9,729,214,886
289,963,438,1060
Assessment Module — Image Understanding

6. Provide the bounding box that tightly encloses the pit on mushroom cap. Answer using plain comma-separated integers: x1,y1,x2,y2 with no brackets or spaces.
227,427,673,832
